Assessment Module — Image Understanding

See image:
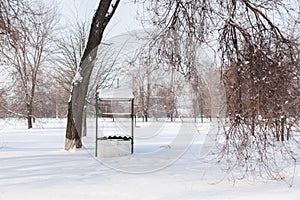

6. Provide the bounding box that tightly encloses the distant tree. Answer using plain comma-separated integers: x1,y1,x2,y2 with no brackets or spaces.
0,2,58,128
189,70,211,121
154,81,178,121
129,56,154,122
0,88,8,118
0,0,32,39
129,48,183,122
55,20,88,93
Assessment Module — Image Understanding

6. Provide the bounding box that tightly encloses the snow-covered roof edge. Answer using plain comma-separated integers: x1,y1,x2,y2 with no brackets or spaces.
98,88,134,100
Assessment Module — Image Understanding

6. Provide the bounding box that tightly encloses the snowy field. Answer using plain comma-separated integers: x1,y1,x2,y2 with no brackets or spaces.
0,118,300,200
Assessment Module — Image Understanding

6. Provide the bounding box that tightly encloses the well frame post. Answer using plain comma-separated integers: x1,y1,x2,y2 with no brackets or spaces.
95,91,99,157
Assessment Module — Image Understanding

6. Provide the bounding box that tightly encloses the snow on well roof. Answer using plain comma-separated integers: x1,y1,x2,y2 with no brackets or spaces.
98,88,134,100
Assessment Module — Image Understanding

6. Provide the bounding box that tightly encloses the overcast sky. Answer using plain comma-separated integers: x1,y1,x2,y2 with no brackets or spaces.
57,0,141,40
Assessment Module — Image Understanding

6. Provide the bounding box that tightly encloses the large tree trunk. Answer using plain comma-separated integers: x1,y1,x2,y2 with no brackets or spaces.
65,101,82,149
26,98,33,129
27,115,32,129
64,0,120,150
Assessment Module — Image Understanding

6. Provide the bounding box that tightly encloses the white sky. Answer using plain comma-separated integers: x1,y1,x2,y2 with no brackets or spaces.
57,0,141,39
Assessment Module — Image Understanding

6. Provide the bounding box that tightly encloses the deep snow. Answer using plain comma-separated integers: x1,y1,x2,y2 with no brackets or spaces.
0,118,299,200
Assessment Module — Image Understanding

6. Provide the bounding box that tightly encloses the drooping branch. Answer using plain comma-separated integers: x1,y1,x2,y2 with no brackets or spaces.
139,0,300,182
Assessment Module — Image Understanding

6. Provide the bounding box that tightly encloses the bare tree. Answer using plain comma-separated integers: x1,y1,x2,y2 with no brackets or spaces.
190,70,211,122
217,1,299,182
0,2,58,128
139,0,300,181
130,57,154,122
54,21,88,93
50,20,89,120
129,49,186,122
0,0,33,38
0,88,8,118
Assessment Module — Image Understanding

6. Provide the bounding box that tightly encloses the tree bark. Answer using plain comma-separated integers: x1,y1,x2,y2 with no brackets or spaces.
82,104,87,137
27,115,33,129
65,0,120,150
65,101,82,149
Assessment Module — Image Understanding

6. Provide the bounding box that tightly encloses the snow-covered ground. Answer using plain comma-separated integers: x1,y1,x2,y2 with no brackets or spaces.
0,118,299,200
